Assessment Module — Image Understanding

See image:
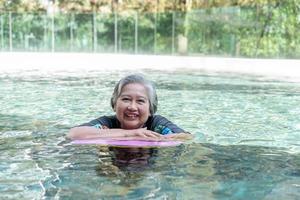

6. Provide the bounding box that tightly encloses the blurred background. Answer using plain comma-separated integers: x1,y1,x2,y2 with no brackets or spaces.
0,0,299,58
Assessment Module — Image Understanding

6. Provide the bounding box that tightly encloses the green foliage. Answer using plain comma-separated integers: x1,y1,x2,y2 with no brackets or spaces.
0,1,299,58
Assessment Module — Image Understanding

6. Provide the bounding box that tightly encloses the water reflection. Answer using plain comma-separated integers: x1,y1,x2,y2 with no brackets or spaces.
91,143,300,199
95,147,158,182
7,138,300,199
110,147,156,168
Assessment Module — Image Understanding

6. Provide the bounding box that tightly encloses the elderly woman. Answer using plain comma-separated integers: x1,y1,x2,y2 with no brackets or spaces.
67,74,191,141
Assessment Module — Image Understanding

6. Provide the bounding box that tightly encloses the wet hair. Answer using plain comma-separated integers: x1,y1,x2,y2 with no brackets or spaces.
110,74,158,115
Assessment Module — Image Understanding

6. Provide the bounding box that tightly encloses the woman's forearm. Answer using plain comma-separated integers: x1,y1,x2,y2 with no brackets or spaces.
67,126,165,140
67,126,128,140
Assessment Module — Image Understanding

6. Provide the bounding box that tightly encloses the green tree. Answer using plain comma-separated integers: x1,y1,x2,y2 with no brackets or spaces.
0,0,44,12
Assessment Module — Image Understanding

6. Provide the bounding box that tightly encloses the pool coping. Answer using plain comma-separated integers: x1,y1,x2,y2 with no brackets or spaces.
1,52,300,81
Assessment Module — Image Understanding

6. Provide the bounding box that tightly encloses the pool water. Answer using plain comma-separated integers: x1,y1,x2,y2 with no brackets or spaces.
1,70,300,199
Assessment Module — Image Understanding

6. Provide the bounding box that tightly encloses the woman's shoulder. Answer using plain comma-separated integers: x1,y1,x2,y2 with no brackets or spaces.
98,115,117,120
95,115,119,123
91,115,120,128
149,114,170,123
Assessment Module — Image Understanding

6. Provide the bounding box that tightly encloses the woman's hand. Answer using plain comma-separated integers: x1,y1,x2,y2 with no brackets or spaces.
122,128,166,141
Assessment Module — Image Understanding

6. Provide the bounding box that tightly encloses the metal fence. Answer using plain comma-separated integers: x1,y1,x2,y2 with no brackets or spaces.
0,7,299,58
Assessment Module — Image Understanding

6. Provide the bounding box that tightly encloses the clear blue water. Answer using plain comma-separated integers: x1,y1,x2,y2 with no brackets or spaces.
1,70,300,199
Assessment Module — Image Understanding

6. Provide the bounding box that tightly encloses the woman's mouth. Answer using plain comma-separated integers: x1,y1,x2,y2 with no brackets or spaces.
125,113,139,119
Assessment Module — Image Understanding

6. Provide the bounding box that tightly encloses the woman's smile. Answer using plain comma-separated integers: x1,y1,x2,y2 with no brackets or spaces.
124,112,139,120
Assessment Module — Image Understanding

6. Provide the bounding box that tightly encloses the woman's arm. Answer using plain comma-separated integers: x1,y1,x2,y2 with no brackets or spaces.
67,126,165,140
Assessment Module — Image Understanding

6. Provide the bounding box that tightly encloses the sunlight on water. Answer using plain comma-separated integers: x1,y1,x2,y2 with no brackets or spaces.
1,69,300,199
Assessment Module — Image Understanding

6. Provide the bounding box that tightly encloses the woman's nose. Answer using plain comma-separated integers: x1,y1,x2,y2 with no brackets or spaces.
128,102,138,110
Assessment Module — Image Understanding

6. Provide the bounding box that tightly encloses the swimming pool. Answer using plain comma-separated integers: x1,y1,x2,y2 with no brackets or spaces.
1,69,300,199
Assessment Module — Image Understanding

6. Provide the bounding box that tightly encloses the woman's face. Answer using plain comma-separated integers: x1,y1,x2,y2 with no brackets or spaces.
115,83,151,129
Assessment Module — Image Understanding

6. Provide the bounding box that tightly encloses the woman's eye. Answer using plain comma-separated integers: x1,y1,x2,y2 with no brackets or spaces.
137,99,146,104
121,98,130,101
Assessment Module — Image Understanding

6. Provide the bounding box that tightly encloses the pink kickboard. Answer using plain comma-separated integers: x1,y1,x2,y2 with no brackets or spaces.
71,139,182,147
